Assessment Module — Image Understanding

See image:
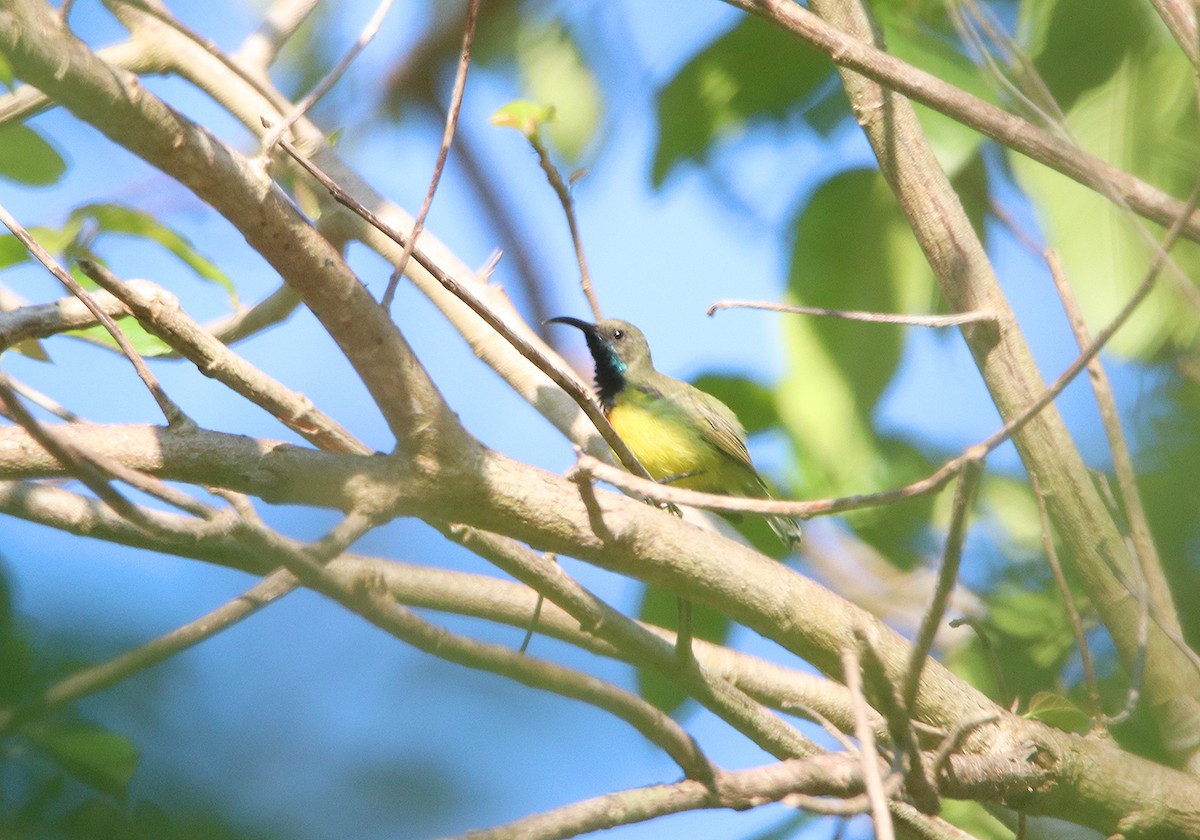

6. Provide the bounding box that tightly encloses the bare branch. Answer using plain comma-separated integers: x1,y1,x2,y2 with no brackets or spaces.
1029,470,1101,725
277,139,653,480
708,299,993,327
382,0,479,309
902,457,984,714
445,523,822,761
0,202,191,428
0,566,292,734
234,0,319,72
841,645,894,840
229,504,715,784
258,0,397,151
722,0,1200,243
80,263,369,455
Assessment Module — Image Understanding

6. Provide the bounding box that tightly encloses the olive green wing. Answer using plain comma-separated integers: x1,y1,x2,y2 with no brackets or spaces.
673,380,766,490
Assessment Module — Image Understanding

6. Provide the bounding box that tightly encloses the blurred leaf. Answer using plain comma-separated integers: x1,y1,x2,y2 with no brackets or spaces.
987,582,1075,669
64,798,273,840
691,372,780,435
0,123,68,186
1011,12,1200,359
66,204,238,303
778,168,935,503
490,99,556,141
0,51,12,88
637,585,729,714
652,15,832,185
68,317,174,357
939,798,1015,839
1025,691,1091,734
1023,0,1155,113
851,436,937,566
975,474,1045,552
515,20,602,161
0,224,81,270
26,721,139,798
875,8,991,176
0,572,34,705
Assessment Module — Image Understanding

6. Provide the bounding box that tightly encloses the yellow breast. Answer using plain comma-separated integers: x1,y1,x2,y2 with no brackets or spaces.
607,397,748,494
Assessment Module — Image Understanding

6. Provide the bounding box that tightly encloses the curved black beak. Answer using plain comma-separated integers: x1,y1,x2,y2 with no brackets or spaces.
544,316,598,335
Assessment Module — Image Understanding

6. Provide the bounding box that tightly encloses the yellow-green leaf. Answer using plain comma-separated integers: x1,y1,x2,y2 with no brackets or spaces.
490,99,556,141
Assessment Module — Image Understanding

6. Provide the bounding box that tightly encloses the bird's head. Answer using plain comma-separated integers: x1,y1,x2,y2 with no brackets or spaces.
546,317,654,402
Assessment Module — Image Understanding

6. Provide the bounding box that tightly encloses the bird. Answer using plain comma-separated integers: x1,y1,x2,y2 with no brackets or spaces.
547,316,801,548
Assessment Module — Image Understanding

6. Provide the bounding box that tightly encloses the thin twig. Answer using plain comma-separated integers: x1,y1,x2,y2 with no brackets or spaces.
1028,470,1101,726
79,262,369,456
3,377,85,423
259,0,397,152
902,456,984,714
841,645,895,840
451,126,557,335
948,0,1200,310
720,0,1200,245
382,0,479,310
0,202,192,428
707,299,994,327
0,375,160,531
0,565,294,734
1093,477,1149,726
227,506,715,783
949,617,1008,707
276,139,652,480
1044,248,1167,657
517,591,545,654
524,135,602,320
448,749,1004,840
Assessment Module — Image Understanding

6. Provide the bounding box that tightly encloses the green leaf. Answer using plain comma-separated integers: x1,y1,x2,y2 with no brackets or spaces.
938,798,1015,840
652,14,832,185
1024,691,1092,734
67,203,238,303
987,582,1074,669
636,585,729,715
1010,37,1200,359
778,169,935,500
1023,0,1156,113
0,225,82,270
26,721,140,798
0,123,68,186
691,372,780,436
490,99,556,141
68,317,174,357
0,52,13,88
515,20,602,161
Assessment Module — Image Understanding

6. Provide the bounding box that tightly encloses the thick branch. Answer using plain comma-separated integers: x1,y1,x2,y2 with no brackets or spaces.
801,0,1200,772
723,0,1200,243
0,0,464,460
1,423,1198,832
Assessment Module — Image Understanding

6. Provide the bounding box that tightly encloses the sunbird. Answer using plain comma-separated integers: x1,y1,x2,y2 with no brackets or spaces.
548,317,801,548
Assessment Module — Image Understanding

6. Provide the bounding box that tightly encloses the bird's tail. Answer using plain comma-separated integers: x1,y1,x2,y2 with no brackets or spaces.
745,474,802,549
767,512,803,550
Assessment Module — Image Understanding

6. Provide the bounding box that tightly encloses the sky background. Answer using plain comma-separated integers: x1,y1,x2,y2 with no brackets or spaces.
0,1,1167,838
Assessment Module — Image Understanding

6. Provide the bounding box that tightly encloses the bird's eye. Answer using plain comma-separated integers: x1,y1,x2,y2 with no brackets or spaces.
613,329,624,340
